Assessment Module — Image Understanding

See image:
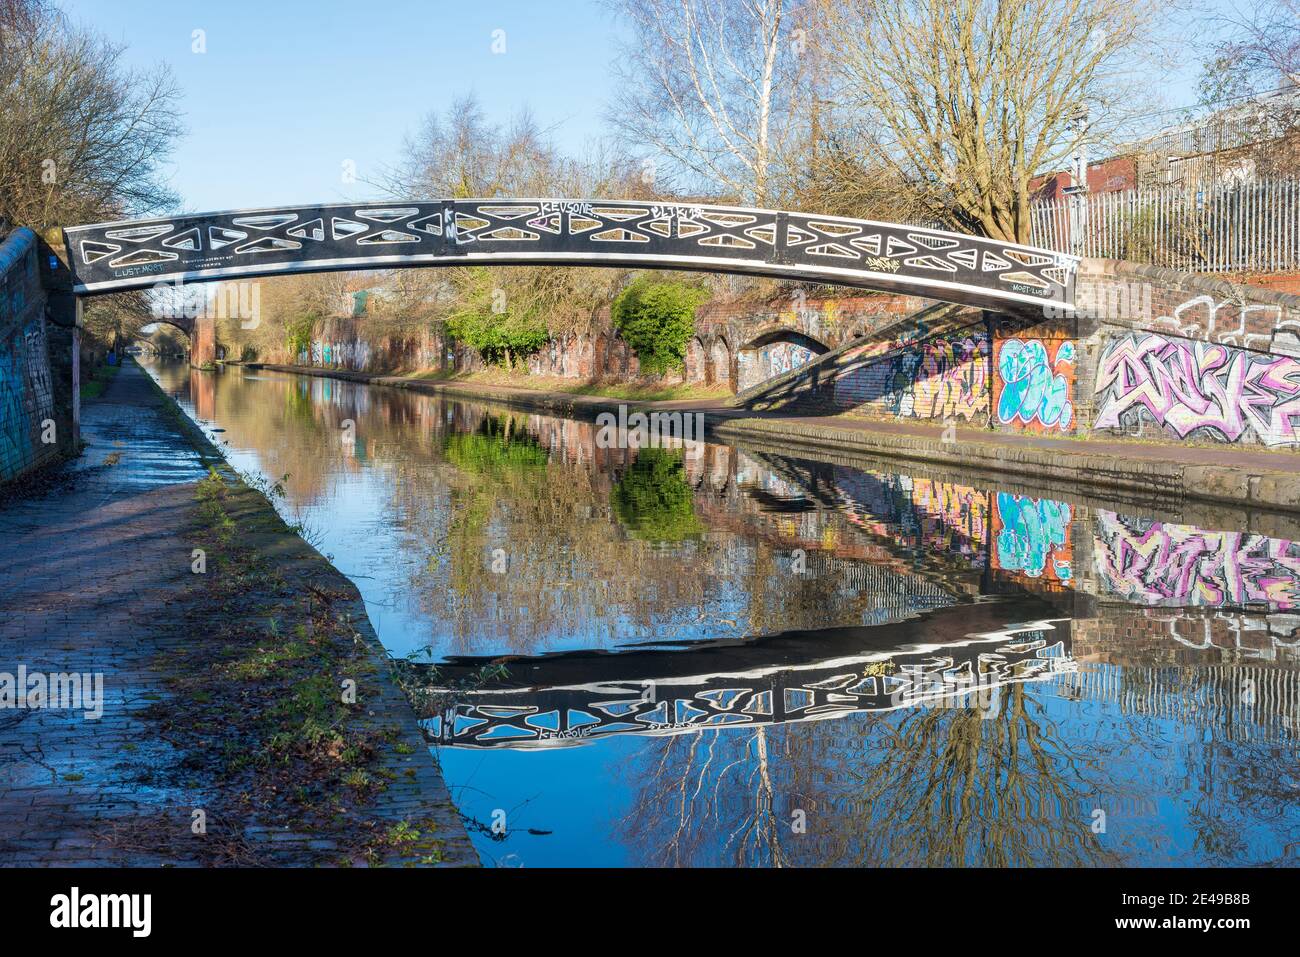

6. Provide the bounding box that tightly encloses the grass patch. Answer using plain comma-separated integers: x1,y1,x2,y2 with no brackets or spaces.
402,367,731,402
567,380,731,402
79,362,121,400
119,466,455,866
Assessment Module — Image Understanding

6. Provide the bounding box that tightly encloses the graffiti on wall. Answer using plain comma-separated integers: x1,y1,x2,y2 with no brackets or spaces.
0,348,27,480
995,337,1075,432
0,322,54,481
1094,332,1300,446
1150,294,1293,354
764,341,817,379
1094,510,1300,611
736,339,822,391
0,228,57,483
304,338,377,370
834,330,989,421
992,493,1073,587
905,334,988,420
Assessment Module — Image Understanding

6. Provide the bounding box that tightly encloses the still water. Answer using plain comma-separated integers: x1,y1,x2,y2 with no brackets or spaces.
147,359,1300,867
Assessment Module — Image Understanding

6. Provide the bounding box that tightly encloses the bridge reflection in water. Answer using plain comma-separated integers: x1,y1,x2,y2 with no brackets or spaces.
408,613,1074,749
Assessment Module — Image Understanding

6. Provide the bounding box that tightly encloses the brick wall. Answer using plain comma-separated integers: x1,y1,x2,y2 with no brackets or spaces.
1075,260,1300,447
0,228,59,483
285,291,923,391
297,316,440,372
690,261,1300,455
190,313,217,367
278,261,1300,453
991,315,1078,435
737,303,994,418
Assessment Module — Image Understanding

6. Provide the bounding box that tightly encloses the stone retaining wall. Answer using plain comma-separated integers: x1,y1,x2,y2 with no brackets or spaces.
0,228,59,482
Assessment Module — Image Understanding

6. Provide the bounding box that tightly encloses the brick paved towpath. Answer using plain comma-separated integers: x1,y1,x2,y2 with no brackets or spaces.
0,360,477,866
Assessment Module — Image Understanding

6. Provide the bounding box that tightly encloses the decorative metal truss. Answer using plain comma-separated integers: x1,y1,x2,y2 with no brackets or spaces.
409,626,1075,750
63,199,1078,311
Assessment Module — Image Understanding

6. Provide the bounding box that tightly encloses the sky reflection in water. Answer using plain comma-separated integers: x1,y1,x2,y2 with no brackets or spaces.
149,360,1300,867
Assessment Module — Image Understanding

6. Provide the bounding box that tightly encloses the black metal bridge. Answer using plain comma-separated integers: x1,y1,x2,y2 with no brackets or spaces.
63,199,1078,311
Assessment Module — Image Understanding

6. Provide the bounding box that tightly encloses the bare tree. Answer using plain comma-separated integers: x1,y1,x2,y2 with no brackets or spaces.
0,0,183,231
818,0,1173,242
1220,0,1300,84
383,95,639,346
1197,0,1300,176
79,289,156,356
606,0,809,205
390,94,561,199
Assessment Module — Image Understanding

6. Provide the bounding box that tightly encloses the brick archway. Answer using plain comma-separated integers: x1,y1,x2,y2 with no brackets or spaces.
736,328,831,393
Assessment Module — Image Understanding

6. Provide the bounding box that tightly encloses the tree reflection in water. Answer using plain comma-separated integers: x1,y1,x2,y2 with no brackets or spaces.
612,447,705,543
617,682,1122,867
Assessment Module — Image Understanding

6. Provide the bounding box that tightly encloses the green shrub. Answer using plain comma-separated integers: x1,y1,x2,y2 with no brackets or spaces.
611,276,708,375
285,312,317,360
445,268,548,369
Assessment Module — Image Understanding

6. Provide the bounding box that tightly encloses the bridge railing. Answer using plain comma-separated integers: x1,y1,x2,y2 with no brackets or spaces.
63,198,1079,312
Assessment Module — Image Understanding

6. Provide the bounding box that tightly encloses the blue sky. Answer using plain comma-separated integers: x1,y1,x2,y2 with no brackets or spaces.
60,0,1236,213
61,0,623,211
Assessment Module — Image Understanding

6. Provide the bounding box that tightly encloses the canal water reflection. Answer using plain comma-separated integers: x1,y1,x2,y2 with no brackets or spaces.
148,360,1300,867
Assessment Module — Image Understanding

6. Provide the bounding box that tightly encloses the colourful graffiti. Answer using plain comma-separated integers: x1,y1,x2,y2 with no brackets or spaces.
1094,510,1300,610
992,493,1072,586
1094,332,1300,446
834,330,989,421
995,337,1074,432
307,338,375,370
737,338,825,391
764,341,817,378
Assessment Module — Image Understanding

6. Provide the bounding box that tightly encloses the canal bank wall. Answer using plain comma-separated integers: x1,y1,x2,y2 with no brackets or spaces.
0,359,478,866
266,290,925,390
739,262,1300,447
0,227,72,484
243,361,1300,517
237,260,1300,515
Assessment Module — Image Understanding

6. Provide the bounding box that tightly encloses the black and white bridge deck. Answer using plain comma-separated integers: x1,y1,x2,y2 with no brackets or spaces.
64,199,1078,312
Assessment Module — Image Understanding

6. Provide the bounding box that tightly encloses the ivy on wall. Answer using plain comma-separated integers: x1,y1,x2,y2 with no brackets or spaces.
611,276,708,375
285,312,318,360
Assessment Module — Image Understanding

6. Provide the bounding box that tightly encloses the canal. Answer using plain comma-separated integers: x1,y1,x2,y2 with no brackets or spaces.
146,359,1300,867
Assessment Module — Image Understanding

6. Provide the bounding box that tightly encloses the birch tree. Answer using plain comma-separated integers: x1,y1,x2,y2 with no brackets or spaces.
606,0,807,205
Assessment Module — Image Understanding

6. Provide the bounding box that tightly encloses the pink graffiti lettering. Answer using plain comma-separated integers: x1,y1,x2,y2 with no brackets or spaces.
1095,333,1300,446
